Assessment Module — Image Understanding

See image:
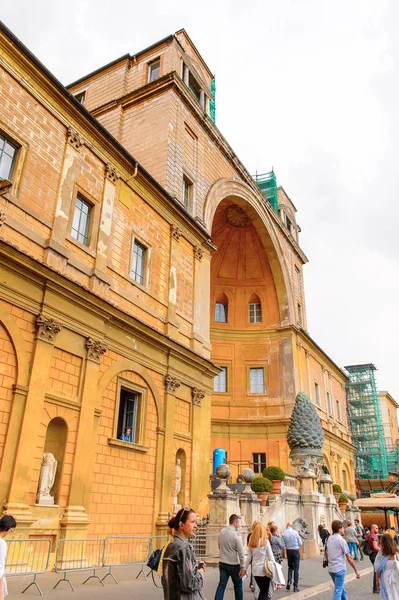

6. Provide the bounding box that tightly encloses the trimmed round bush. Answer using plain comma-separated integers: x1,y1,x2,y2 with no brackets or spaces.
250,477,273,493
262,466,286,481
333,484,342,493
339,494,349,503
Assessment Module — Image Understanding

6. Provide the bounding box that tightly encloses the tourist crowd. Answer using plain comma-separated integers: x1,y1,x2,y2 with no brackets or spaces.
159,508,399,600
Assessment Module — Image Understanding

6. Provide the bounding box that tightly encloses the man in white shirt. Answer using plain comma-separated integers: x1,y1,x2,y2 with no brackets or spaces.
282,523,302,592
214,514,245,600
325,520,360,600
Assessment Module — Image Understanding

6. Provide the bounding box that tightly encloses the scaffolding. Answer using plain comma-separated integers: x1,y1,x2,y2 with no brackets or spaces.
253,170,278,214
210,79,216,124
345,364,388,480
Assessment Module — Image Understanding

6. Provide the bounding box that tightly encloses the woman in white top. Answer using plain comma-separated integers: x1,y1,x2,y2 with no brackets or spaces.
245,523,275,600
0,515,16,599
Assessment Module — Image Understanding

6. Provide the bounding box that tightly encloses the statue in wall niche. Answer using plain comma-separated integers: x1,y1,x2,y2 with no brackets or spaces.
36,452,57,505
173,459,182,511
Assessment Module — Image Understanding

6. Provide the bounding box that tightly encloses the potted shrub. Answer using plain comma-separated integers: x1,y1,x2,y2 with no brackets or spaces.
332,484,342,503
251,477,273,506
262,466,285,494
338,493,349,512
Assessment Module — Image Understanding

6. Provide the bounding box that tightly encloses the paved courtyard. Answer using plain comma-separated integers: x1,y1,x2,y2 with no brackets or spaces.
6,555,373,599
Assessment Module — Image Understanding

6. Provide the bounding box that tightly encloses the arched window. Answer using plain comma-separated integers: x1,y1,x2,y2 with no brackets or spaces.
37,417,68,505
215,292,228,323
248,293,262,324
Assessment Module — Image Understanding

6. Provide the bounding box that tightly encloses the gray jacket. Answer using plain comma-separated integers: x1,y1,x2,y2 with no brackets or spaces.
218,525,245,568
162,534,205,600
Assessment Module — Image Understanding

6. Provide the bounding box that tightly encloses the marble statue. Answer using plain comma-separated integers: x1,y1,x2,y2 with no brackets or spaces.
36,452,57,505
293,517,312,539
173,459,182,510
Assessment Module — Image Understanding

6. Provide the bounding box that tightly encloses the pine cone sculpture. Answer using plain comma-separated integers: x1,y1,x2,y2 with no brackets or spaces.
287,391,324,452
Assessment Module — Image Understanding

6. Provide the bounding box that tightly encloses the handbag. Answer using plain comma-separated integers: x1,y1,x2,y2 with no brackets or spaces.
264,557,274,578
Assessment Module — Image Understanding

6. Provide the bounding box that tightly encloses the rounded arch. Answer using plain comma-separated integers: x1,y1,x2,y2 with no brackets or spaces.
204,178,294,324
98,359,163,425
40,417,68,504
342,460,354,492
215,291,229,305
0,304,30,386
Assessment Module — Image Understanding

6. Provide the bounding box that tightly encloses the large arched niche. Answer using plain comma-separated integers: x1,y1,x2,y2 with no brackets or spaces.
205,178,293,325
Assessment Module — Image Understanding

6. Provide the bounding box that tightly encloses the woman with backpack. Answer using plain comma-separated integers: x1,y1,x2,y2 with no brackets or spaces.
162,507,206,600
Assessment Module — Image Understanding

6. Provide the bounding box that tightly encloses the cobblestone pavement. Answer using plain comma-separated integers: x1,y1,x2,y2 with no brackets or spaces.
6,555,373,599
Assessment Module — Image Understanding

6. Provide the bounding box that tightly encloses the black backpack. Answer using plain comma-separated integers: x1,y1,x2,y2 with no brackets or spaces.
147,548,162,571
362,538,373,556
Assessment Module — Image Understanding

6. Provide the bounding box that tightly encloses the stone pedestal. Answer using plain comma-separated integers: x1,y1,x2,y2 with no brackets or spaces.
320,474,333,496
36,494,54,506
239,494,260,528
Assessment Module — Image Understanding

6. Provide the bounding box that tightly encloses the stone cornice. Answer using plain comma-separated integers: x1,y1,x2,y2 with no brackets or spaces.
86,337,108,362
0,241,218,378
34,314,63,343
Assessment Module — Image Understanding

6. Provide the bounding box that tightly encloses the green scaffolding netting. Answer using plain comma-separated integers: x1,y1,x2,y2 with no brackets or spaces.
253,170,278,213
210,79,216,124
346,364,389,479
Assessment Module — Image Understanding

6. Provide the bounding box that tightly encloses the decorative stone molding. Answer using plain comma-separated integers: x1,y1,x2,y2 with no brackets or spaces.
35,314,63,343
321,365,327,374
224,204,251,228
296,341,302,351
67,126,84,150
194,246,203,261
304,349,310,359
0,209,6,228
164,374,181,394
330,451,336,459
86,337,107,362
105,162,121,183
192,387,205,407
171,224,182,241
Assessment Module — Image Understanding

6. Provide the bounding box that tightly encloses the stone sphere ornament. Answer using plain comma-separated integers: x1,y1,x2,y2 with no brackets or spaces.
216,463,231,480
241,468,255,483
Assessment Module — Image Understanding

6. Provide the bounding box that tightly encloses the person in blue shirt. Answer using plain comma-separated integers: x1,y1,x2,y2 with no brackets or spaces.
120,427,132,442
282,523,302,592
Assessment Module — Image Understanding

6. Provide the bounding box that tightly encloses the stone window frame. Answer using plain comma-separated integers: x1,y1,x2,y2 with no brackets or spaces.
326,390,333,417
213,365,229,395
335,397,342,423
108,376,149,453
314,380,321,407
182,172,195,212
0,124,28,196
147,57,161,83
247,365,268,396
67,185,100,257
74,91,86,105
128,231,152,290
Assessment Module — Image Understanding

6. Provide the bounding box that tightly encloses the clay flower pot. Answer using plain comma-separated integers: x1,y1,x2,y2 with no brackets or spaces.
271,480,282,494
257,492,269,506
338,502,347,512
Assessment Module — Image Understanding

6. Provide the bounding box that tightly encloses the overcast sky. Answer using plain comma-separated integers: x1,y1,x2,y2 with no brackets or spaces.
3,0,398,401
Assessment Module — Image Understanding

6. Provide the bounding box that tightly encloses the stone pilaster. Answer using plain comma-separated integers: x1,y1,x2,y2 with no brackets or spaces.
165,226,181,340
156,375,181,526
60,337,107,538
5,315,63,529
191,246,211,358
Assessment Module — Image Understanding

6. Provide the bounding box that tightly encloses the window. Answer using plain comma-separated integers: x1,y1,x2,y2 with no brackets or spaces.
336,398,341,421
117,387,139,442
0,134,18,181
249,303,262,324
182,175,193,208
250,368,264,394
148,59,160,83
326,391,332,415
188,71,201,103
314,382,321,407
74,92,85,105
253,453,266,474
131,240,146,285
215,303,227,323
214,367,227,393
71,194,92,246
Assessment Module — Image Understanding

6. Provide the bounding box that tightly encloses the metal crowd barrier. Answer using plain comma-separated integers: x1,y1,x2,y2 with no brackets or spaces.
102,536,151,584
53,538,105,591
6,538,51,596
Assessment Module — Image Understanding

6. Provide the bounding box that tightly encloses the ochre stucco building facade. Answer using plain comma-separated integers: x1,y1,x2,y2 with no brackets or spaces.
0,24,355,541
